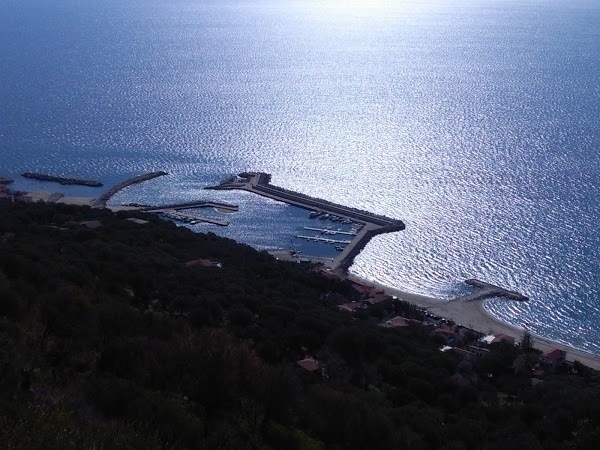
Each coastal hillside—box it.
[1,201,600,449]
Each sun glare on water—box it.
[299,0,424,19]
[315,0,397,10]
[321,0,389,8]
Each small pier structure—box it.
[161,210,229,227]
[140,201,238,213]
[123,200,238,227]
[207,172,405,270]
[295,235,352,244]
[303,226,357,236]
[454,279,529,303]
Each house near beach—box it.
[491,334,515,346]
[541,348,567,370]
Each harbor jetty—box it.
[139,200,238,213]
[453,279,529,303]
[208,172,405,270]
[93,171,168,207]
[22,172,103,187]
[160,210,230,227]
[119,200,238,227]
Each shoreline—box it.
[345,272,600,371]
[9,175,600,371]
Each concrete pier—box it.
[162,210,229,227]
[140,201,239,213]
[303,226,357,236]
[93,171,168,207]
[453,279,529,303]
[208,172,405,270]
[295,235,352,244]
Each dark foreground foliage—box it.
[1,201,600,449]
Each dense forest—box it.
[1,201,600,449]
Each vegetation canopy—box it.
[1,201,600,449]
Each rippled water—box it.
[1,0,599,352]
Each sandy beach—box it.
[345,273,600,371]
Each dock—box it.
[303,226,357,236]
[139,200,239,213]
[207,172,405,270]
[116,199,238,227]
[295,235,352,244]
[453,279,529,303]
[161,210,229,227]
[93,171,168,207]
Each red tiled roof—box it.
[366,292,390,304]
[544,349,566,361]
[433,329,459,337]
[297,358,319,372]
[385,317,409,328]
[338,302,361,313]
[450,348,475,359]
[186,258,221,268]
[491,334,515,345]
[351,282,375,295]
[314,268,340,280]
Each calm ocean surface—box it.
[1,0,599,352]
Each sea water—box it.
[1,0,599,353]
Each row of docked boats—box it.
[160,211,200,225]
[294,234,351,252]
[308,210,353,224]
[295,234,351,244]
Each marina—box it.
[0,0,598,370]
[208,172,405,270]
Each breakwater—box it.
[337,224,405,271]
[93,171,168,207]
[208,172,405,270]
[161,210,230,227]
[22,172,102,187]
[139,200,238,213]
[208,172,403,228]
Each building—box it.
[431,328,461,346]
[126,217,149,225]
[381,316,410,328]
[491,334,515,346]
[468,345,491,358]
[364,291,392,311]
[450,347,476,361]
[185,258,222,268]
[80,220,102,229]
[297,357,320,373]
[381,316,422,328]
[338,302,361,313]
[541,348,567,370]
